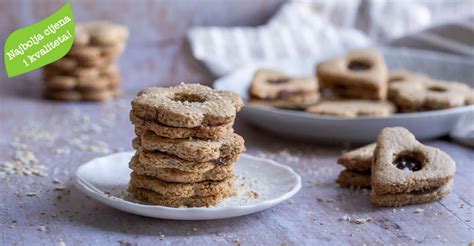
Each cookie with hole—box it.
[387,70,429,84]
[371,127,455,205]
[129,172,235,198]
[129,112,233,140]
[336,170,372,189]
[388,79,473,112]
[338,143,376,173]
[249,69,320,109]
[316,49,388,100]
[128,184,228,208]
[131,83,244,128]
[133,129,246,163]
[129,154,235,183]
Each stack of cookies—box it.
[128,83,246,207]
[336,127,455,207]
[43,21,129,101]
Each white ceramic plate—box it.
[214,47,474,144]
[74,152,301,220]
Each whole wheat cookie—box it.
[44,76,78,90]
[129,172,235,198]
[129,155,234,183]
[80,21,129,45]
[306,100,395,117]
[389,79,474,111]
[336,170,371,188]
[129,184,227,207]
[44,90,82,101]
[129,112,233,140]
[249,69,320,109]
[388,70,428,83]
[136,149,238,173]
[338,143,376,173]
[45,57,79,73]
[371,127,455,207]
[317,49,388,100]
[371,180,452,207]
[133,129,245,162]
[131,83,244,128]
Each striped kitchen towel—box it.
[188,0,473,77]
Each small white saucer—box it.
[74,152,302,220]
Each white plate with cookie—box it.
[74,151,301,220]
[214,47,474,143]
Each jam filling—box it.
[409,185,440,195]
[267,78,290,84]
[393,155,423,172]
[348,61,371,71]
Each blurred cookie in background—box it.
[42,21,128,102]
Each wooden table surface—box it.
[1,1,473,245]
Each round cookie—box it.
[46,57,78,73]
[131,83,244,128]
[129,172,235,198]
[68,45,102,62]
[81,88,116,101]
[133,129,246,162]
[44,76,77,90]
[44,90,81,101]
[82,21,129,45]
[129,156,235,183]
[74,25,90,45]
[130,112,234,140]
[136,150,238,173]
[129,185,227,208]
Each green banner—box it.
[4,1,75,77]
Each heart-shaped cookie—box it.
[316,49,388,100]
[371,127,455,196]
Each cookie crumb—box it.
[414,208,424,213]
[36,225,47,232]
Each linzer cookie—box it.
[129,185,227,207]
[42,21,128,102]
[371,127,455,207]
[389,79,474,112]
[133,129,245,162]
[306,100,395,117]
[249,69,320,109]
[129,113,233,140]
[129,172,235,198]
[336,143,375,188]
[136,150,238,173]
[338,143,375,173]
[130,155,234,183]
[128,84,245,207]
[388,70,428,84]
[131,83,243,128]
[336,170,371,189]
[317,49,388,100]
